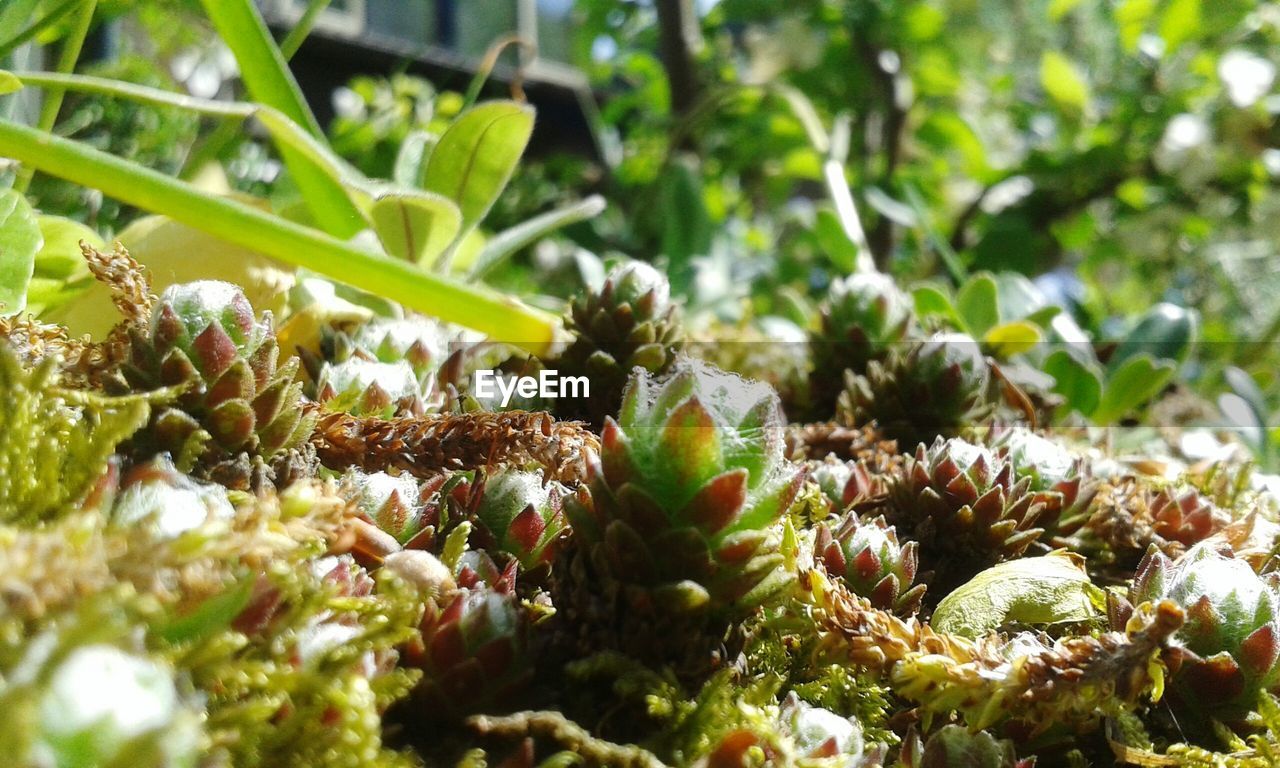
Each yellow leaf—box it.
[983,320,1043,357]
[1040,51,1090,113]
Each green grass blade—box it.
[0,118,558,351]
[199,0,364,238]
[279,0,332,61]
[470,195,606,279]
[200,0,319,136]
[0,0,83,60]
[14,0,95,193]
[8,70,379,204]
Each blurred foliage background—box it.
[6,0,1280,463]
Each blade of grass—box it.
[199,0,364,238]
[280,0,332,61]
[9,70,377,205]
[0,117,558,351]
[14,0,95,194]
[0,0,41,46]
[0,0,39,121]
[0,0,83,60]
[470,195,606,280]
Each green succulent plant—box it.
[466,467,570,573]
[1124,542,1280,721]
[815,513,926,615]
[108,281,315,489]
[838,333,995,449]
[566,358,804,616]
[553,261,684,427]
[809,272,917,418]
[885,437,1062,594]
[388,548,531,716]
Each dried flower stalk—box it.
[310,408,600,485]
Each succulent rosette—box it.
[110,281,315,488]
[1123,542,1280,719]
[815,513,926,614]
[810,271,917,417]
[839,332,995,449]
[567,358,804,615]
[553,261,684,427]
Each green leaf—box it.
[392,129,433,188]
[0,189,41,316]
[154,577,255,645]
[423,101,534,240]
[9,70,377,216]
[814,208,859,273]
[772,83,829,154]
[983,321,1042,358]
[956,272,1000,336]
[471,195,607,279]
[1045,349,1102,416]
[34,214,99,279]
[993,272,1048,322]
[1108,302,1198,372]
[24,215,98,315]
[1094,355,1176,424]
[0,117,558,351]
[933,552,1103,639]
[1115,0,1158,52]
[1158,0,1202,52]
[658,156,713,294]
[199,0,364,238]
[370,191,462,266]
[1040,51,1090,113]
[912,283,959,325]
[1048,0,1083,20]
[0,70,19,95]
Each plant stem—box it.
[0,118,558,351]
[14,0,95,194]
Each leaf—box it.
[983,321,1042,358]
[993,272,1049,322]
[154,577,255,645]
[46,212,295,339]
[23,215,99,315]
[0,118,557,351]
[0,189,41,316]
[369,191,462,266]
[658,156,712,295]
[1116,0,1159,52]
[1045,349,1102,416]
[1040,51,1090,113]
[772,83,829,154]
[956,272,1000,336]
[933,552,1103,638]
[422,101,534,238]
[34,214,100,279]
[0,70,20,95]
[1159,0,1202,52]
[393,129,433,188]
[1108,302,1198,372]
[913,283,959,325]
[813,208,860,273]
[11,70,378,223]
[471,195,607,279]
[1048,0,1083,20]
[1094,355,1176,424]
[199,0,365,238]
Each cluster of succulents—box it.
[550,261,684,427]
[4,250,1280,768]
